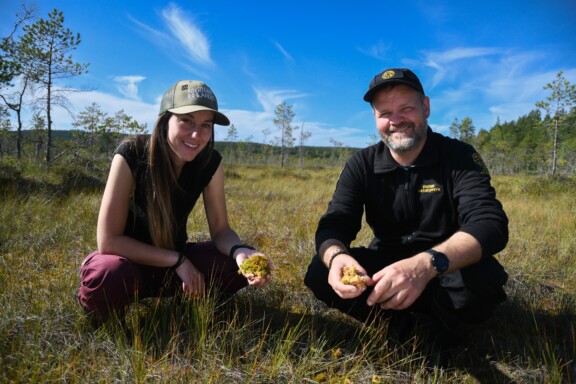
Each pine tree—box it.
[0,3,37,158]
[449,117,475,144]
[18,8,88,163]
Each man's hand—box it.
[366,253,436,310]
[328,253,374,299]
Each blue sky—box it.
[2,0,575,147]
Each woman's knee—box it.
[78,253,141,317]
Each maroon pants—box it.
[77,241,248,318]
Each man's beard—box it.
[381,123,426,153]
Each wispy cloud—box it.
[214,87,366,147]
[127,16,170,44]
[358,41,391,61]
[422,47,501,88]
[420,47,576,132]
[129,3,213,70]
[220,106,366,147]
[46,89,157,132]
[253,87,308,113]
[113,75,146,100]
[162,3,212,66]
[273,41,294,62]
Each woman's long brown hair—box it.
[145,113,215,250]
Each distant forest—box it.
[470,108,575,175]
[1,103,575,176]
[0,129,357,169]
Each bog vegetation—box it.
[1,157,575,383]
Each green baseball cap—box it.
[159,80,230,126]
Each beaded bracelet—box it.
[229,244,255,259]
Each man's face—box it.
[372,85,430,153]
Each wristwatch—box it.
[425,249,449,275]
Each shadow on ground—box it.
[88,277,575,383]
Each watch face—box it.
[432,252,449,273]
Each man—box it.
[304,68,508,344]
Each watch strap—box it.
[425,249,449,275]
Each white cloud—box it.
[129,3,213,72]
[253,87,308,113]
[127,15,170,44]
[8,80,371,149]
[482,68,576,125]
[48,88,157,132]
[273,41,294,62]
[423,47,502,88]
[215,86,368,147]
[218,106,368,148]
[358,41,391,61]
[113,76,146,100]
[162,3,212,66]
[418,47,576,133]
[213,87,307,142]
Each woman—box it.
[77,80,271,321]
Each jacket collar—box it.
[373,127,439,173]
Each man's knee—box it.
[462,256,508,299]
[304,255,332,299]
[432,256,508,328]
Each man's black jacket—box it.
[315,128,509,260]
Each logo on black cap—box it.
[382,70,395,79]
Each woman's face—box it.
[167,110,214,168]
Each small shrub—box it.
[0,157,23,182]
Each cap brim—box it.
[363,80,423,102]
[168,105,230,126]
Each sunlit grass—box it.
[494,175,576,288]
[1,163,575,382]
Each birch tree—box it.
[536,71,576,175]
[273,101,296,168]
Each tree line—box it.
[449,71,575,175]
[1,4,575,175]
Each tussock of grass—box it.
[1,163,575,382]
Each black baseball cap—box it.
[363,68,424,102]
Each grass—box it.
[1,161,575,383]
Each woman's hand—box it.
[175,259,205,299]
[234,249,273,287]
